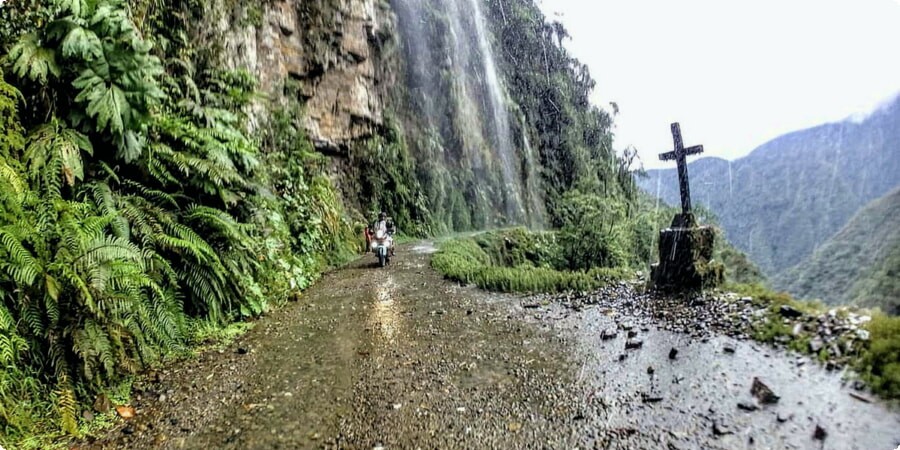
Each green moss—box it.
[752,319,792,344]
[187,319,255,353]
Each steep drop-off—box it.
[638,97,900,275]
[775,188,900,314]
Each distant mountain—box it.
[637,96,900,276]
[774,188,900,314]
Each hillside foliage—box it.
[0,0,355,445]
[775,187,900,314]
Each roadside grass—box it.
[431,229,631,294]
[186,319,256,354]
[2,376,135,450]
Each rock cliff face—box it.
[193,0,627,234]
[218,0,393,154]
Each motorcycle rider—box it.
[373,212,395,256]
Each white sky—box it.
[536,0,900,169]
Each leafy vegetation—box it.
[857,313,900,399]
[0,0,356,446]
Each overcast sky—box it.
[536,0,900,169]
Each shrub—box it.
[857,314,900,399]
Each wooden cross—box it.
[659,123,704,215]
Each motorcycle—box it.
[368,227,394,267]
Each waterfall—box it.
[521,117,547,228]
[392,0,540,227]
[464,0,526,221]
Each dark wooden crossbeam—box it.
[658,123,704,215]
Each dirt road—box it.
[82,243,900,449]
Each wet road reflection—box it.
[369,275,402,344]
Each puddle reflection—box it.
[370,275,402,343]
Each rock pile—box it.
[537,285,873,372]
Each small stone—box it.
[82,410,95,422]
[776,412,792,423]
[122,426,135,435]
[93,393,112,413]
[809,338,824,353]
[848,392,872,403]
[779,305,803,318]
[647,366,655,375]
[600,329,618,340]
[668,348,678,360]
[236,347,249,355]
[723,344,736,354]
[115,405,136,419]
[627,330,639,338]
[813,424,827,440]
[712,419,733,436]
[750,377,779,404]
[625,339,643,350]
[737,400,758,412]
[618,354,627,362]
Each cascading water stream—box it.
[464,0,526,221]
[392,0,545,227]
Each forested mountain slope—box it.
[637,97,900,275]
[775,188,900,314]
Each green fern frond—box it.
[0,227,42,286]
